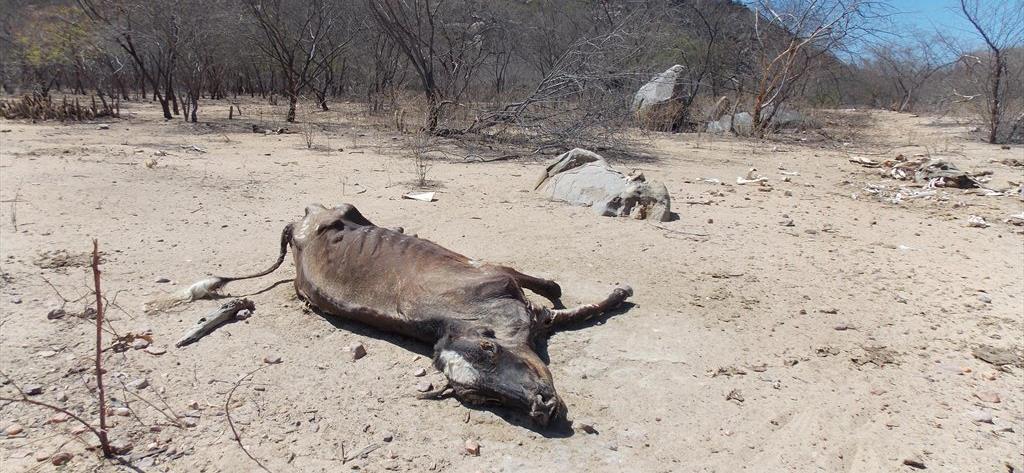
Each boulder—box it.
[633,65,690,131]
[706,107,809,135]
[534,149,671,221]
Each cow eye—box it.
[479,341,496,353]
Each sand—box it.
[0,101,1021,472]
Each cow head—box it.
[433,328,565,427]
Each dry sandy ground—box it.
[0,101,1021,473]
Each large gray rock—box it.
[706,107,808,135]
[534,149,671,221]
[633,65,692,131]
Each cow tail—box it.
[144,224,294,313]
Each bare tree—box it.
[952,0,1024,143]
[866,32,953,112]
[244,0,351,122]
[746,0,888,137]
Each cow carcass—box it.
[534,148,672,221]
[154,204,633,428]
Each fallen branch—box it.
[175,299,255,347]
[343,443,382,463]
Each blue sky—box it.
[887,0,982,46]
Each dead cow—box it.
[168,204,632,427]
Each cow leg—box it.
[535,285,632,329]
[501,268,562,303]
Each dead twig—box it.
[225,365,273,473]
[91,239,113,456]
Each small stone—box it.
[575,421,598,434]
[5,424,24,436]
[147,442,159,451]
[56,391,68,402]
[48,413,70,424]
[155,277,170,283]
[97,124,110,130]
[70,425,88,435]
[382,432,394,442]
[109,442,133,454]
[464,439,480,456]
[10,297,22,304]
[127,378,149,390]
[23,384,43,396]
[707,218,714,224]
[834,324,852,331]
[145,346,167,355]
[35,450,51,462]
[113,407,131,417]
[975,391,1001,403]
[187,400,200,410]
[416,381,433,393]
[51,452,73,465]
[784,190,793,196]
[977,292,992,304]
[780,219,795,227]
[819,308,839,314]
[902,457,926,469]
[132,339,150,350]
[412,368,426,377]
[47,308,66,320]
[967,410,994,424]
[263,354,283,364]
[349,342,367,360]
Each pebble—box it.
[47,308,66,320]
[349,342,367,360]
[977,292,992,304]
[834,324,852,331]
[48,413,70,424]
[127,378,149,390]
[97,124,110,130]
[145,346,167,355]
[575,421,598,434]
[5,424,24,436]
[412,368,427,377]
[155,277,171,283]
[56,391,68,402]
[113,407,131,417]
[10,297,22,304]
[23,384,43,396]
[263,354,283,364]
[416,381,433,393]
[975,392,1001,403]
[902,457,926,469]
[967,410,994,424]
[819,308,839,314]
[71,425,88,435]
[188,400,200,410]
[132,339,150,350]
[51,452,73,465]
[464,439,480,456]
[35,450,52,462]
[382,432,394,442]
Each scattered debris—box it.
[47,308,66,320]
[23,384,43,396]
[1005,212,1024,226]
[902,457,927,469]
[416,381,433,393]
[575,421,598,434]
[966,215,990,228]
[967,409,994,424]
[973,345,1022,368]
[412,368,426,377]
[181,144,207,153]
[726,389,745,403]
[176,299,256,347]
[977,292,993,304]
[974,391,1001,403]
[263,355,282,365]
[736,168,768,185]
[34,249,99,270]
[464,439,480,456]
[127,378,149,390]
[851,346,898,367]
[711,366,747,377]
[402,191,436,202]
[145,346,167,356]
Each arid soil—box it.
[1,101,1022,472]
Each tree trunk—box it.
[987,52,1003,144]
[287,93,297,123]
